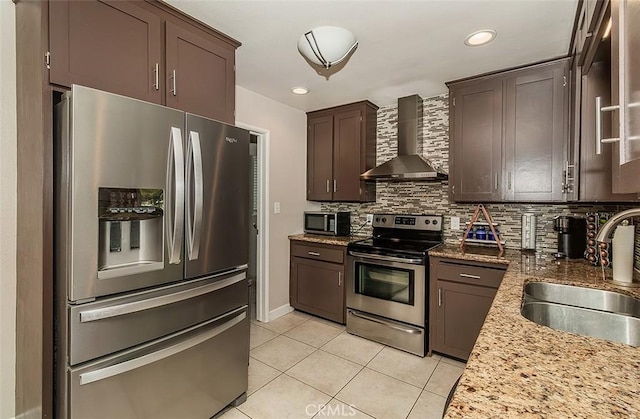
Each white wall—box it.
[0,1,17,418]
[236,86,319,314]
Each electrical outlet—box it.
[366,214,374,225]
[451,216,460,230]
[273,202,281,214]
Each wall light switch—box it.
[366,214,374,225]
[273,202,281,214]
[451,216,460,230]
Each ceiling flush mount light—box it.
[292,87,309,95]
[464,29,497,47]
[297,26,358,69]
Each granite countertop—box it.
[288,233,365,247]
[432,244,640,418]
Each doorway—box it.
[239,123,269,322]
[248,134,258,320]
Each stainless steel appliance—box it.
[54,85,251,418]
[360,95,447,181]
[346,214,444,356]
[553,215,587,259]
[304,211,351,236]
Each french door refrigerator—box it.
[54,85,251,418]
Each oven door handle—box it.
[348,251,424,265]
[347,310,423,335]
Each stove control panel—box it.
[372,214,443,231]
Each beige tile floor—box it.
[220,311,465,419]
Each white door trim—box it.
[237,122,269,323]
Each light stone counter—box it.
[431,244,640,418]
[288,233,365,247]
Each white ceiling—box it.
[165,0,578,112]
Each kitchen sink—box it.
[523,282,640,318]
[521,301,640,347]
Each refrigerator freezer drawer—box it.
[69,268,247,365]
[68,307,249,419]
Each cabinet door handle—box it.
[507,172,512,190]
[460,273,481,279]
[333,179,337,193]
[308,251,320,256]
[494,173,499,190]
[170,69,177,96]
[595,96,620,155]
[326,179,330,193]
[153,63,159,91]
[338,272,342,286]
[563,160,575,193]
[438,288,442,307]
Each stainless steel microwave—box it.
[304,211,351,236]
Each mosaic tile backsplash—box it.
[321,94,639,268]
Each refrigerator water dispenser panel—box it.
[98,187,164,279]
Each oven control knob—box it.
[424,219,431,225]
[375,217,380,223]
[381,217,387,223]
[432,219,438,225]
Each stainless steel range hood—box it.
[360,95,448,181]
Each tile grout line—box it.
[284,349,367,399]
[246,356,283,397]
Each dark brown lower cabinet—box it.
[290,241,346,323]
[429,257,506,360]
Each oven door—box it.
[347,251,426,326]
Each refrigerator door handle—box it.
[186,130,204,261]
[79,271,246,323]
[166,127,185,265]
[79,309,246,385]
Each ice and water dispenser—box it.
[98,187,164,278]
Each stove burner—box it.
[348,214,444,258]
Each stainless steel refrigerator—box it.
[54,85,250,418]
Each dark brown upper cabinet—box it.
[449,79,503,202]
[570,0,638,199]
[610,0,640,193]
[307,115,334,201]
[503,62,568,201]
[448,59,569,202]
[572,40,637,201]
[49,0,163,104]
[49,0,239,124]
[306,101,378,202]
[575,0,607,71]
[165,21,235,124]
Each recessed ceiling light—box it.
[464,30,497,47]
[292,87,309,95]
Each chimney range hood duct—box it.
[360,95,448,181]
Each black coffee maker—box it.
[553,216,587,259]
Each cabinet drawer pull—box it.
[348,310,422,335]
[460,273,481,279]
[308,251,320,256]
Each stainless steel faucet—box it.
[595,208,640,243]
